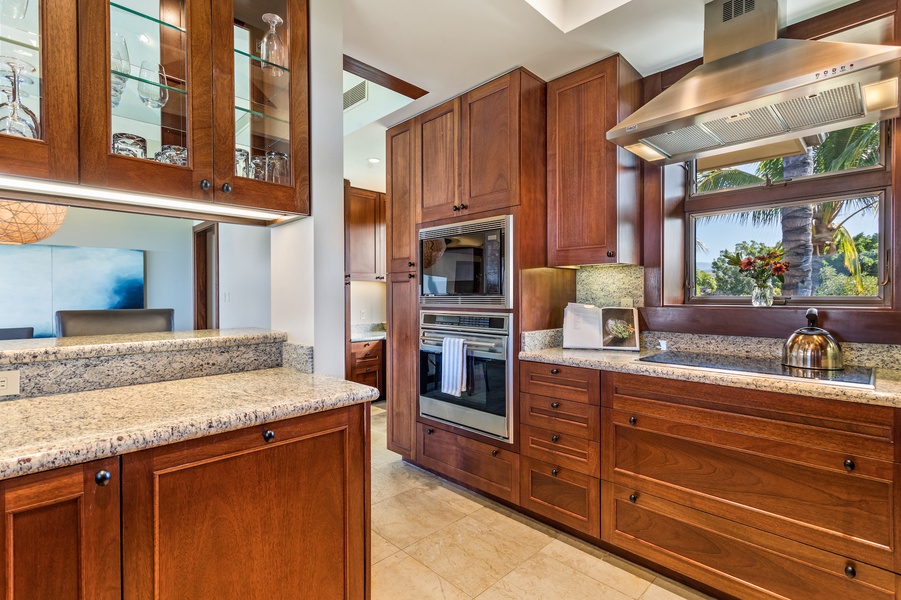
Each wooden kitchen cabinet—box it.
[386,271,419,460]
[78,0,310,214]
[0,457,121,600]
[345,183,386,281]
[386,119,419,273]
[123,405,367,600]
[547,55,641,266]
[0,0,80,182]
[415,98,460,223]
[520,455,600,538]
[349,339,385,398]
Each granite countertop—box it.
[0,328,286,366]
[0,367,379,481]
[520,347,901,408]
[350,332,387,343]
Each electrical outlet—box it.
[360,309,367,321]
[0,370,20,397]
[620,297,634,308]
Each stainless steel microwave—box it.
[419,215,513,308]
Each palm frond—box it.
[832,225,865,293]
[696,168,765,192]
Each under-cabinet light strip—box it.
[0,175,288,221]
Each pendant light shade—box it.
[0,200,67,245]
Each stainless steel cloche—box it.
[781,308,843,370]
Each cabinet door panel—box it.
[416,99,460,223]
[386,120,418,272]
[346,185,382,280]
[520,456,599,537]
[386,272,418,459]
[0,458,121,600]
[123,406,367,600]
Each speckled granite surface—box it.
[350,323,387,343]
[282,343,314,373]
[577,265,644,308]
[0,328,286,365]
[520,347,901,408]
[0,368,379,481]
[351,332,387,342]
[522,329,563,352]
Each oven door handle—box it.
[420,335,499,348]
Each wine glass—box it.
[1,0,28,19]
[260,13,286,76]
[0,57,38,138]
[137,61,168,109]
[110,33,130,108]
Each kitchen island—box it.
[0,331,377,600]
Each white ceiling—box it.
[343,0,860,191]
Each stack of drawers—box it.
[519,362,601,537]
[349,340,385,398]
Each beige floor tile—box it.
[475,552,633,600]
[371,530,400,565]
[406,515,551,597]
[371,444,400,467]
[372,551,471,600]
[641,578,715,600]
[371,459,435,503]
[422,479,492,515]
[541,537,654,598]
[371,402,387,415]
[468,502,558,549]
[372,486,469,548]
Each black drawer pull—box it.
[844,565,856,579]
[491,450,498,457]
[459,203,468,210]
[364,342,370,347]
[551,435,559,443]
[200,179,211,191]
[427,428,434,435]
[262,430,275,443]
[408,273,415,279]
[844,459,856,472]
[629,493,638,503]
[550,368,559,374]
[408,262,415,268]
[551,469,559,477]
[452,205,460,212]
[95,470,112,487]
[221,182,232,193]
[629,416,637,426]
[550,402,559,409]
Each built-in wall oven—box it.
[419,311,512,441]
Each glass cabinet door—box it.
[213,0,309,213]
[0,0,78,181]
[79,0,213,197]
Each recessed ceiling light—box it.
[368,158,381,164]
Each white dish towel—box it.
[440,336,467,397]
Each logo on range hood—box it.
[607,0,901,167]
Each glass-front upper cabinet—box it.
[0,0,78,181]
[79,0,213,199]
[212,0,309,213]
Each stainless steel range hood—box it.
[607,0,901,166]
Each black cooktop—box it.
[638,351,875,389]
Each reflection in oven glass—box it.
[419,351,507,417]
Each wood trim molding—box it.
[343,55,428,100]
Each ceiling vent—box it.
[343,80,369,112]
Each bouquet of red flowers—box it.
[724,248,790,287]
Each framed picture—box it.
[601,307,639,351]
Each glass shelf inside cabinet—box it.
[0,0,43,140]
[109,2,186,32]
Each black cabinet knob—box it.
[844,565,856,579]
[551,435,560,443]
[844,459,856,471]
[460,203,468,210]
[262,430,275,443]
[629,416,637,426]
[221,182,232,193]
[452,205,460,212]
[629,493,638,503]
[550,368,559,374]
[606,250,616,258]
[491,450,499,457]
[95,470,112,487]
[551,402,559,409]
[408,273,415,279]
[364,352,371,357]
[408,262,415,268]
[200,179,211,191]
[551,469,559,477]
[345,281,350,286]
[427,428,434,435]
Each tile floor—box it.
[369,402,715,600]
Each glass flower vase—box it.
[751,282,774,307]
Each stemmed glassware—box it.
[0,0,28,19]
[260,13,286,76]
[0,57,39,139]
[137,61,169,109]
[110,33,130,108]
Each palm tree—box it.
[696,123,880,296]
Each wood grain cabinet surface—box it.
[345,184,387,281]
[349,339,385,398]
[547,55,641,266]
[0,458,121,600]
[385,119,419,273]
[386,271,419,460]
[75,0,310,214]
[415,98,461,223]
[520,455,600,538]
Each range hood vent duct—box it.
[607,0,901,166]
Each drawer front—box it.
[603,482,899,600]
[351,340,383,366]
[521,456,600,538]
[521,392,600,440]
[417,424,519,503]
[351,367,380,390]
[520,362,600,404]
[606,408,898,570]
[520,424,600,476]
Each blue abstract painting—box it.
[0,245,145,337]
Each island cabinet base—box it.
[0,458,122,600]
[123,404,369,600]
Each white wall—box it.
[349,281,386,325]
[218,223,271,329]
[271,0,346,377]
[41,207,194,330]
